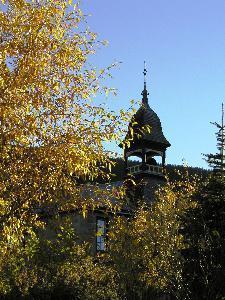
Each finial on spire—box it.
[143,61,147,89]
[142,61,149,105]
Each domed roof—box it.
[123,75,171,150]
[131,101,171,147]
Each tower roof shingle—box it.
[131,102,171,147]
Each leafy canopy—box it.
[0,0,131,263]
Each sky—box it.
[81,0,225,168]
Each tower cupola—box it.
[121,65,171,179]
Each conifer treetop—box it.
[205,103,225,175]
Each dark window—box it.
[96,218,107,251]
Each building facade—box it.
[72,68,171,254]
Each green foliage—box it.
[107,174,199,299]
[204,106,225,173]
[0,217,120,300]
[180,174,225,300]
[165,164,210,182]
[180,111,225,300]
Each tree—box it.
[181,104,225,299]
[205,103,225,173]
[0,0,130,296]
[0,0,129,243]
[108,173,198,299]
[0,216,120,299]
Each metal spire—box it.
[141,61,149,105]
[144,61,147,89]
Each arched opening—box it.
[127,155,142,167]
[146,155,162,166]
[125,149,165,176]
[146,150,163,166]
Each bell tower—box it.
[121,65,171,202]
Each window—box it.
[96,218,107,251]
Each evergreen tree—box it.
[205,103,225,173]
[181,104,225,300]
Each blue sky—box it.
[81,0,225,168]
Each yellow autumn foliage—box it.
[108,174,200,297]
[0,0,130,254]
